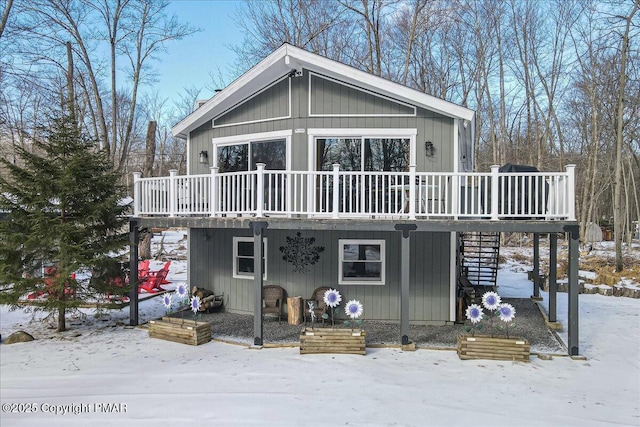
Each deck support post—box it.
[250,221,268,346]
[129,219,139,326]
[566,224,580,356]
[532,233,541,299]
[395,224,416,346]
[549,233,558,323]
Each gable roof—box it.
[172,43,475,139]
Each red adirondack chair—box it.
[138,261,171,293]
[28,266,76,300]
[138,259,150,282]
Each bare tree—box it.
[612,1,639,270]
[9,0,196,171]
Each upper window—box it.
[217,139,286,172]
[233,237,267,280]
[316,138,409,172]
[338,239,385,285]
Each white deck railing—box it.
[133,164,576,221]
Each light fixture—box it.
[199,150,209,164]
[425,141,435,157]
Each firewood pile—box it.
[191,286,223,312]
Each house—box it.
[129,43,581,355]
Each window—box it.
[339,239,385,285]
[316,138,409,172]
[217,139,286,172]
[233,237,267,280]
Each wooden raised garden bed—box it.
[300,327,366,355]
[148,316,211,346]
[457,335,530,362]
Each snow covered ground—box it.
[1,230,639,426]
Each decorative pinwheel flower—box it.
[482,291,501,311]
[175,283,188,300]
[323,288,342,308]
[498,303,516,322]
[162,293,172,310]
[465,303,484,324]
[344,299,363,319]
[190,295,201,314]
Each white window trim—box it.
[307,128,416,172]
[233,236,268,280]
[213,130,292,171]
[338,239,385,285]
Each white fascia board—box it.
[172,45,291,139]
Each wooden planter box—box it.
[300,327,366,355]
[457,335,530,361]
[148,316,212,346]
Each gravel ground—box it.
[174,298,565,354]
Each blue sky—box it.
[153,0,246,104]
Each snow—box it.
[1,230,639,426]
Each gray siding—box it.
[310,74,415,116]
[188,69,457,174]
[189,228,451,323]
[215,78,290,126]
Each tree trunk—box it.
[66,42,76,124]
[143,121,157,177]
[57,305,66,332]
[0,0,14,40]
[139,229,152,260]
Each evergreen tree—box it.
[0,114,129,332]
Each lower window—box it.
[338,239,385,285]
[233,237,267,280]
